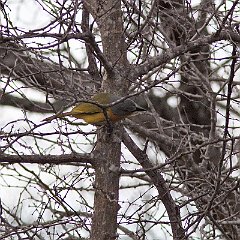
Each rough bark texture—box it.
[90,126,122,240]
[84,1,128,239]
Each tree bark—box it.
[90,126,122,240]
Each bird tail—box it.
[42,112,70,122]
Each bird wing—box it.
[70,102,103,115]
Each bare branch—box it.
[122,130,187,240]
[131,30,240,79]
[0,153,96,165]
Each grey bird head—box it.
[111,96,146,116]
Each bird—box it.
[43,92,146,125]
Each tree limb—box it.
[0,153,96,165]
[131,30,240,79]
[122,130,187,240]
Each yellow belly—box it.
[72,109,127,125]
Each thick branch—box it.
[0,153,96,165]
[90,126,122,240]
[0,93,68,113]
[84,0,130,92]
[125,119,181,156]
[123,130,187,240]
[131,30,240,79]
[0,41,94,99]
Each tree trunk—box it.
[90,126,122,240]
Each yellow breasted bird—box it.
[43,92,146,125]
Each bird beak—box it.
[135,105,147,111]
